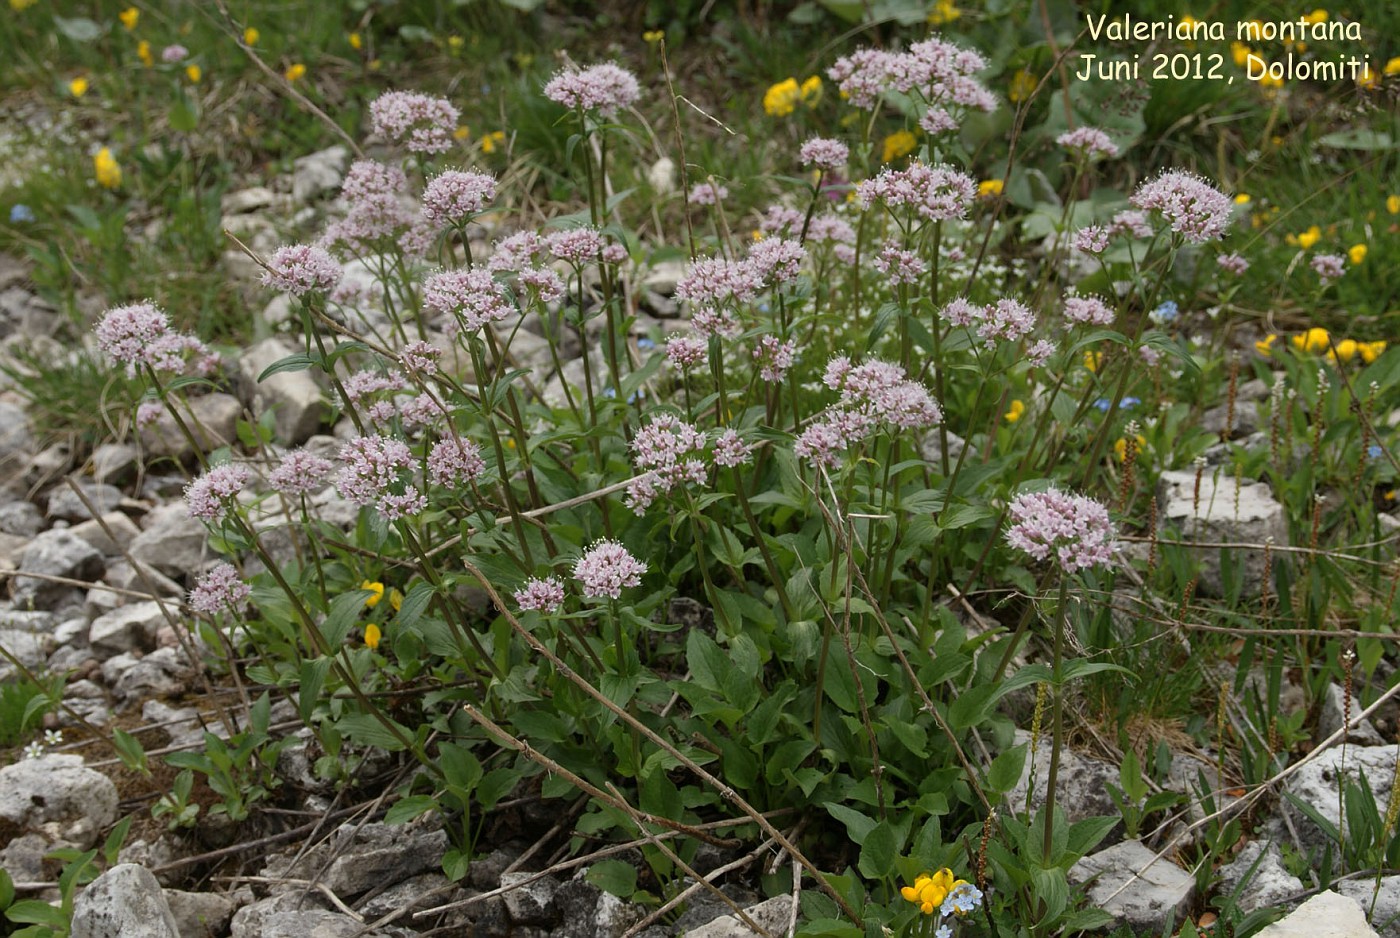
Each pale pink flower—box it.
[342,160,409,204]
[269,449,334,495]
[752,335,797,382]
[422,268,514,333]
[759,205,804,236]
[1073,226,1109,254]
[874,242,926,286]
[399,340,441,377]
[675,258,761,307]
[96,302,171,374]
[427,436,485,486]
[1217,252,1250,275]
[625,414,707,513]
[515,576,565,613]
[517,266,566,303]
[161,44,188,63]
[689,181,728,205]
[543,62,640,117]
[666,335,707,369]
[746,238,806,287]
[263,244,342,296]
[422,171,496,225]
[1005,489,1115,573]
[335,435,424,520]
[712,429,752,467]
[189,563,250,615]
[1109,210,1154,239]
[573,540,647,598]
[488,231,546,273]
[185,463,250,523]
[369,90,459,154]
[1027,340,1054,366]
[857,162,977,222]
[1063,293,1114,326]
[799,137,849,170]
[1056,127,1120,161]
[547,227,605,264]
[1311,253,1345,285]
[1130,171,1233,243]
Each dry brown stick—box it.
[500,794,588,877]
[461,559,861,924]
[620,837,776,938]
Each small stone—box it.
[237,337,327,444]
[1202,400,1261,439]
[1283,745,1399,852]
[68,511,141,556]
[0,753,118,848]
[292,145,351,205]
[89,601,168,657]
[221,186,278,214]
[1156,469,1288,598]
[71,864,181,938]
[12,529,105,608]
[1068,839,1195,934]
[501,871,560,926]
[104,558,185,598]
[1005,729,1122,826]
[164,889,236,938]
[1316,682,1387,747]
[110,646,195,706]
[140,393,243,460]
[91,442,140,485]
[0,500,43,536]
[0,400,33,461]
[321,819,448,898]
[1216,840,1304,915]
[45,479,123,522]
[129,503,208,578]
[1253,889,1379,938]
[682,895,793,938]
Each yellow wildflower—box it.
[1007,68,1036,103]
[1359,341,1387,364]
[185,64,201,83]
[1327,339,1357,364]
[1005,399,1025,422]
[643,29,664,45]
[1254,333,1277,356]
[453,125,470,141]
[1388,195,1400,215]
[978,179,1004,197]
[1358,64,1378,90]
[1258,69,1283,89]
[244,26,260,46]
[118,7,138,30]
[1292,327,1330,353]
[1302,9,1327,24]
[1234,193,1251,205]
[1083,350,1102,372]
[447,35,464,50]
[882,129,917,162]
[927,0,960,25]
[1231,42,1252,67]
[69,77,90,98]
[763,78,801,117]
[799,75,822,107]
[361,580,386,608]
[1293,225,1321,250]
[93,147,122,189]
[9,0,38,11]
[364,622,382,650]
[1115,434,1147,463]
[900,869,970,916]
[481,130,505,154]
[284,62,306,82]
[389,588,404,613]
[1385,57,1400,76]
[1348,243,1367,265]
[348,31,362,51]
[137,40,153,67]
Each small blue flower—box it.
[1150,300,1179,325]
[1122,396,1140,409]
[1094,398,1111,411]
[9,204,35,224]
[1369,444,1383,461]
[636,337,656,350]
[934,926,951,938]
[940,882,984,916]
[602,387,643,404]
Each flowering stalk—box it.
[1042,576,1069,861]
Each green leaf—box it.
[385,795,439,825]
[335,713,410,752]
[586,859,638,897]
[1065,815,1120,860]
[857,821,899,878]
[1029,866,1068,926]
[0,868,14,911]
[5,899,68,929]
[103,814,134,866]
[394,583,435,632]
[322,589,372,646]
[824,802,877,843]
[111,727,148,776]
[685,630,727,693]
[257,353,318,382]
[298,657,331,724]
[988,744,1028,794]
[476,766,523,810]
[53,15,104,41]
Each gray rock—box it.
[0,626,55,681]
[0,500,42,536]
[1317,682,1387,747]
[0,400,33,462]
[110,646,196,706]
[682,895,794,938]
[501,871,560,926]
[46,480,123,522]
[164,888,236,938]
[642,259,687,295]
[919,428,967,465]
[252,910,388,938]
[91,442,139,486]
[292,145,351,205]
[129,503,208,578]
[238,337,327,444]
[71,864,181,938]
[321,819,448,899]
[0,831,53,883]
[1215,840,1304,914]
[0,753,117,848]
[228,893,330,938]
[89,601,167,657]
[104,558,185,598]
[12,529,105,608]
[1283,745,1399,852]
[1254,889,1379,938]
[69,511,141,556]
[141,392,243,461]
[1335,877,1400,937]
[221,186,278,215]
[357,872,455,920]
[1005,728,1122,826]
[1157,468,1289,598]
[142,700,207,750]
[23,441,73,490]
[1202,400,1261,440]
[1067,839,1195,933]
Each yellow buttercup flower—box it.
[1231,42,1252,67]
[453,125,470,141]
[900,869,970,916]
[244,27,259,46]
[1385,57,1400,76]
[361,580,386,608]
[882,129,917,162]
[1294,225,1321,250]
[1233,193,1251,205]
[93,147,122,189]
[118,7,139,30]
[799,75,822,107]
[1388,195,1400,215]
[1007,68,1036,103]
[1005,399,1025,422]
[1326,338,1357,364]
[1358,64,1378,90]
[69,77,90,98]
[643,29,664,45]
[1302,9,1327,24]
[763,78,801,117]
[447,35,464,50]
[364,622,382,650]
[1254,333,1277,356]
[1292,327,1330,353]
[1083,350,1102,372]
[1359,340,1387,364]
[348,32,363,51]
[1115,434,1147,463]
[481,130,505,154]
[137,40,154,67]
[389,588,404,613]
[978,179,1004,197]
[185,64,201,83]
[10,0,38,11]
[284,63,306,82]
[1348,244,1367,265]
[927,0,960,25]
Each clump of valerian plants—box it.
[85,26,1400,938]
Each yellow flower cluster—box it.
[927,0,960,25]
[285,63,307,82]
[359,580,404,650]
[1115,434,1147,463]
[481,130,506,153]
[1262,328,1386,364]
[93,147,122,189]
[882,130,917,162]
[1288,225,1321,249]
[763,76,821,116]
[900,869,968,916]
[1005,399,1025,422]
[119,6,139,30]
[978,179,1004,197]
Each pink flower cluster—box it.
[488,231,546,274]
[573,540,647,599]
[747,238,807,288]
[942,296,1038,344]
[268,448,334,495]
[185,463,250,523]
[1130,170,1233,243]
[674,257,762,308]
[543,62,641,118]
[96,302,217,378]
[1216,252,1250,275]
[1073,226,1109,254]
[752,335,798,382]
[625,413,707,513]
[188,563,250,615]
[399,340,442,377]
[1005,488,1115,573]
[514,576,565,613]
[322,160,422,258]
[689,181,728,205]
[335,435,425,520]
[263,244,343,296]
[422,267,514,334]
[795,357,941,468]
[422,171,496,225]
[857,162,977,222]
[874,242,927,286]
[799,137,849,170]
[1062,293,1114,326]
[828,37,996,131]
[1110,210,1154,239]
[712,429,752,468]
[1056,127,1120,161]
[665,334,707,370]
[369,90,460,154]
[1310,253,1346,285]
[427,436,486,486]
[547,227,605,264]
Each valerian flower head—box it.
[857,162,977,222]
[369,90,460,154]
[335,435,425,520]
[1130,170,1233,243]
[543,62,640,117]
[422,267,514,334]
[1056,126,1120,161]
[1006,488,1115,573]
[263,244,343,296]
[96,301,171,374]
[269,449,334,495]
[798,137,849,170]
[185,463,251,523]
[573,540,647,599]
[421,170,496,225]
[515,576,565,614]
[189,562,250,615]
[625,414,707,513]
